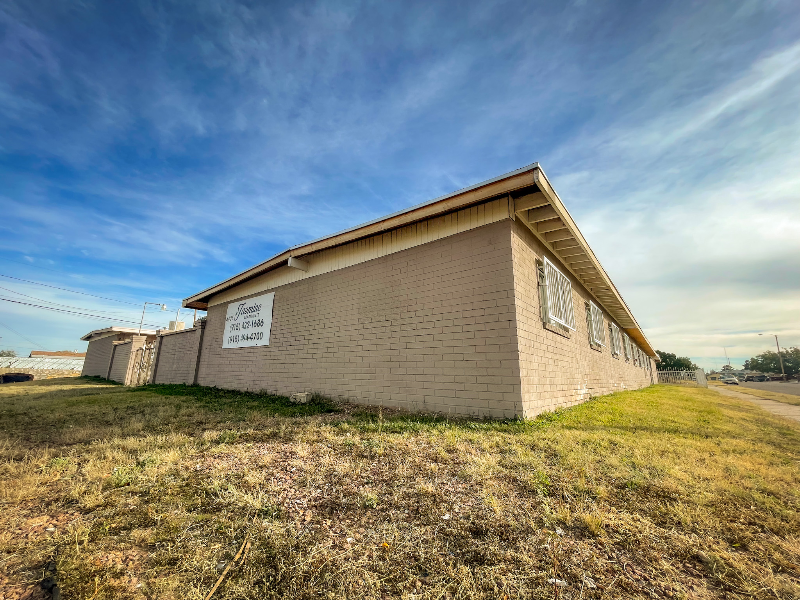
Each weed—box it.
[578,513,605,537]
[358,491,379,509]
[216,430,238,444]
[109,465,139,488]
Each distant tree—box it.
[0,349,17,357]
[743,347,799,377]
[655,350,697,370]
[721,364,733,371]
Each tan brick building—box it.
[81,327,157,382]
[182,163,656,418]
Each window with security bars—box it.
[588,301,605,347]
[609,323,622,356]
[539,257,576,330]
[623,333,632,361]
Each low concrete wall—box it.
[0,368,80,381]
[152,327,202,385]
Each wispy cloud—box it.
[550,40,800,368]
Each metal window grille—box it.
[658,368,707,388]
[623,333,632,361]
[610,323,622,356]
[542,257,576,330]
[589,301,605,346]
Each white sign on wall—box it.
[222,292,275,348]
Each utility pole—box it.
[774,334,785,378]
[140,302,167,334]
[759,333,786,378]
[723,347,731,367]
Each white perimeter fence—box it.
[657,368,707,388]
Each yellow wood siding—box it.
[208,197,511,307]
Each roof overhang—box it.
[80,327,157,342]
[183,163,656,356]
[512,168,655,355]
[183,162,540,310]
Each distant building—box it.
[80,327,157,379]
[29,350,86,358]
[1,354,85,379]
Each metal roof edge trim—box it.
[532,168,656,356]
[183,162,540,307]
[80,327,158,341]
[181,162,656,358]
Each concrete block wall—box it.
[197,220,522,418]
[152,327,202,385]
[106,336,148,385]
[108,341,132,383]
[82,335,117,377]
[510,220,653,417]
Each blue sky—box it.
[1,0,798,370]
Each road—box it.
[740,381,800,397]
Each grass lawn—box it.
[1,379,799,600]
[708,381,800,407]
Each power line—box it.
[0,319,46,350]
[0,286,133,316]
[0,273,143,306]
[0,297,164,328]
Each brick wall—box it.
[197,220,521,418]
[510,220,653,417]
[153,328,202,385]
[82,336,117,377]
[108,341,132,384]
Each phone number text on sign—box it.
[222,292,274,348]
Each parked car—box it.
[745,374,767,382]
[720,376,739,385]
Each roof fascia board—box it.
[183,164,540,308]
[531,167,656,356]
[80,327,157,342]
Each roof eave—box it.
[520,167,656,356]
[183,162,541,309]
[182,163,657,357]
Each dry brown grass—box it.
[1,378,799,599]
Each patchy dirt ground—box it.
[1,378,799,599]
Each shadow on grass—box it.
[132,382,577,434]
[344,407,565,435]
[132,382,339,417]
